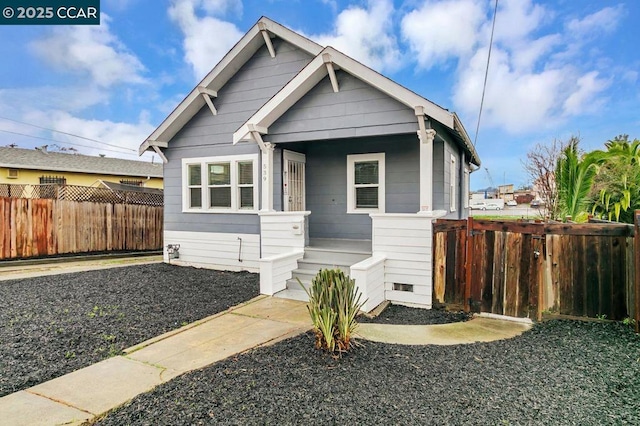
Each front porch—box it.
[274,238,372,302]
[259,211,444,311]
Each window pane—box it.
[355,161,378,185]
[238,161,253,185]
[210,187,231,208]
[208,163,230,185]
[356,187,378,208]
[190,188,202,208]
[239,187,253,208]
[189,165,201,186]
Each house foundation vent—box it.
[393,283,414,292]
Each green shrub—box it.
[300,268,366,354]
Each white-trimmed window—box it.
[347,153,385,214]
[182,154,259,213]
[450,154,457,212]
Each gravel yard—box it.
[96,317,640,425]
[0,263,259,397]
[359,303,472,325]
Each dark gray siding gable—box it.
[163,39,314,233]
[266,70,418,143]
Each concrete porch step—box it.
[302,248,370,265]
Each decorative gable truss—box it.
[139,17,323,163]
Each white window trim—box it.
[182,154,259,214]
[450,154,457,212]
[347,153,385,214]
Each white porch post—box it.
[415,107,436,212]
[260,142,275,212]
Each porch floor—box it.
[307,238,372,254]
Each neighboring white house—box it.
[140,17,481,311]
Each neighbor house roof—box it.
[0,147,163,178]
[97,180,164,194]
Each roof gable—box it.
[266,70,419,143]
[232,46,480,165]
[139,17,323,157]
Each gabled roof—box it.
[233,46,480,166]
[138,16,323,156]
[0,147,162,178]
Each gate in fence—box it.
[433,216,638,330]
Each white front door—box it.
[283,150,306,211]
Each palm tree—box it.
[591,135,640,223]
[555,137,605,222]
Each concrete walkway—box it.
[0,296,312,426]
[0,255,163,282]
[0,258,533,425]
[356,315,532,345]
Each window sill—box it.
[347,209,384,214]
[182,209,259,214]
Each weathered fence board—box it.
[434,217,638,321]
[0,197,163,260]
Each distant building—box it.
[0,146,163,188]
[498,184,514,201]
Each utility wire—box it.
[473,0,499,147]
[0,128,140,157]
[0,116,136,152]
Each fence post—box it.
[634,210,640,333]
[464,216,474,312]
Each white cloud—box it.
[567,5,625,37]
[168,0,244,80]
[401,0,613,134]
[312,0,402,72]
[562,71,609,116]
[401,0,486,69]
[21,109,156,159]
[30,14,146,87]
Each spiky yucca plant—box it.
[300,268,365,354]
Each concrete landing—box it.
[355,316,532,345]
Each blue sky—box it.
[0,0,638,189]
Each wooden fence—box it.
[433,214,639,331]
[0,197,163,260]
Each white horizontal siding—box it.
[164,230,260,272]
[351,254,386,312]
[259,211,310,257]
[259,250,304,295]
[371,213,436,308]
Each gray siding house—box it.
[141,17,480,310]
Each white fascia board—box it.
[323,47,454,128]
[259,17,323,57]
[232,54,327,142]
[138,17,323,155]
[452,113,481,166]
[139,139,168,156]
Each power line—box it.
[473,0,499,147]
[0,116,136,152]
[0,128,141,157]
